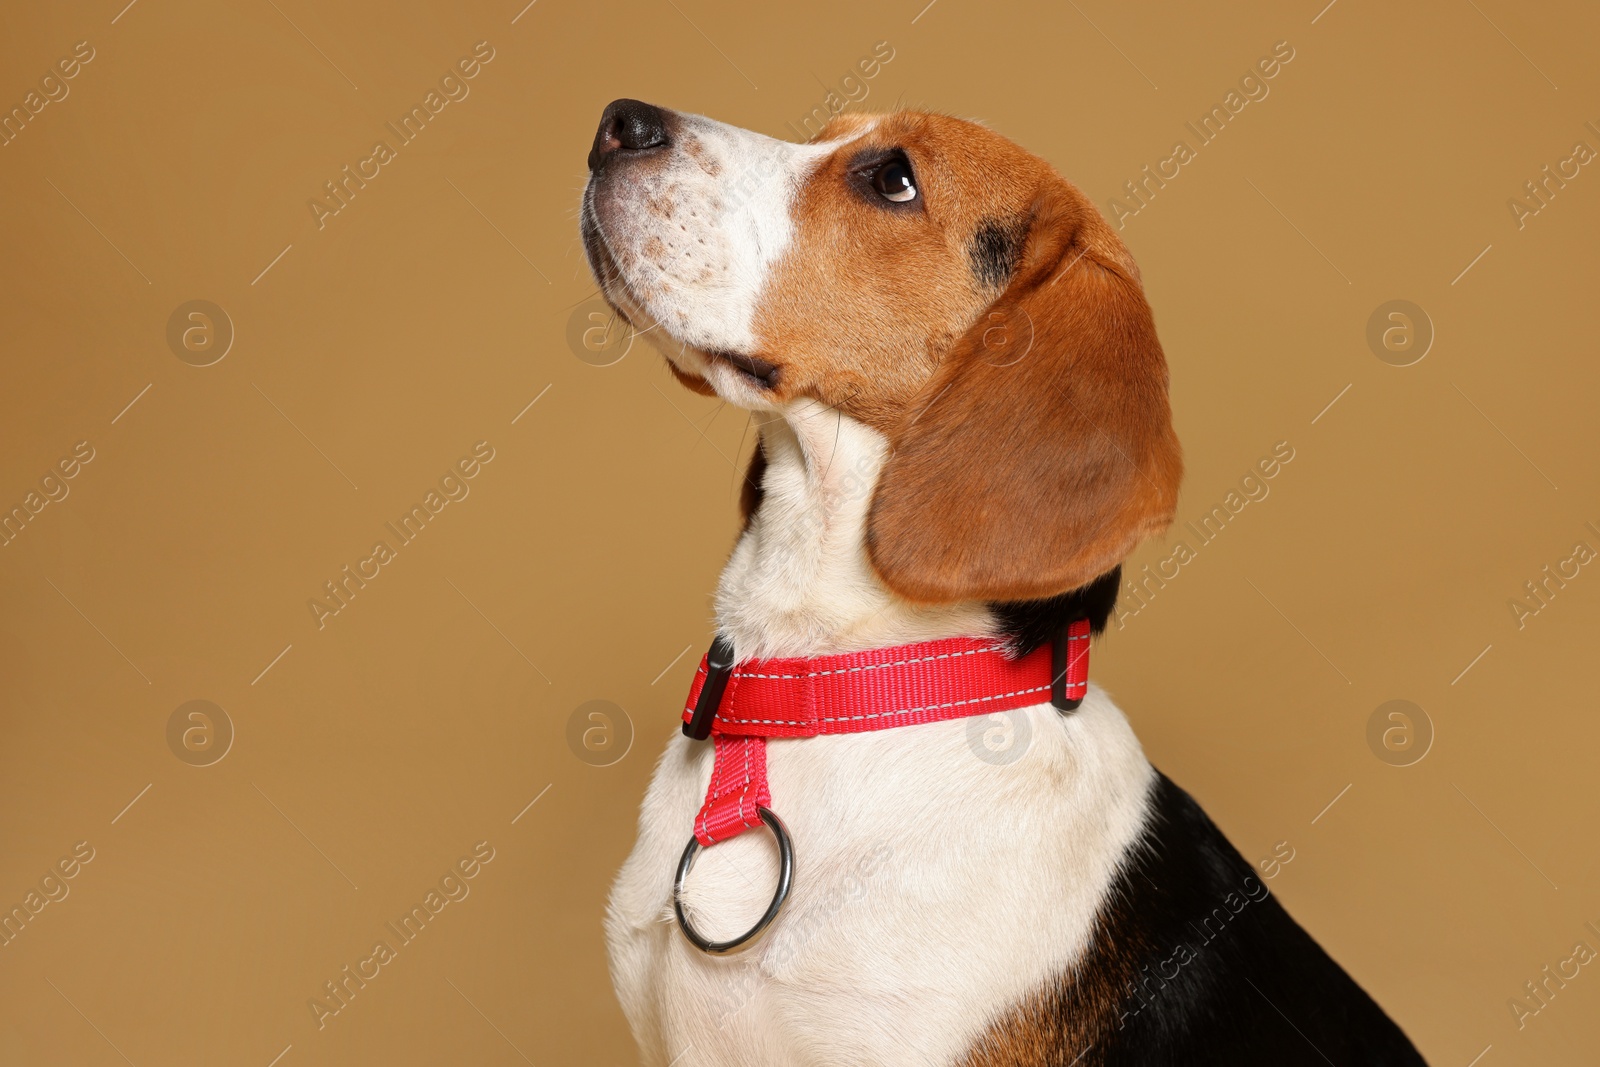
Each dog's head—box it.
[581,100,1182,605]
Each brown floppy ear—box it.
[866,176,1182,604]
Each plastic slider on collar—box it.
[684,634,736,740]
[1050,618,1091,712]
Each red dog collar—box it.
[679,619,1091,847]
[670,620,1091,953]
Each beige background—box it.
[1,0,1597,1063]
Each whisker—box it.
[733,412,758,497]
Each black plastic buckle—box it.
[1050,622,1084,713]
[684,634,736,740]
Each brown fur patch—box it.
[859,140,1182,602]
[954,898,1146,1066]
[627,109,1181,604]
[953,811,1179,1067]
[665,359,716,398]
[750,113,1051,432]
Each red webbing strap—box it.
[681,621,1091,846]
[694,735,771,845]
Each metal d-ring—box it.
[672,807,794,955]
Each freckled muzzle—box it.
[581,99,680,309]
[580,98,807,395]
[581,99,704,340]
[581,98,683,308]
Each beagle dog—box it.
[581,99,1427,1066]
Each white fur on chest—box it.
[606,691,1153,1066]
[604,407,1155,1065]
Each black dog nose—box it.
[589,99,671,171]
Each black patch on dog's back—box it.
[1097,775,1427,1063]
[959,773,1429,1066]
[969,217,1028,288]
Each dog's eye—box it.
[872,157,917,203]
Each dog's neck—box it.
[713,401,994,660]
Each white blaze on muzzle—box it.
[584,110,864,380]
